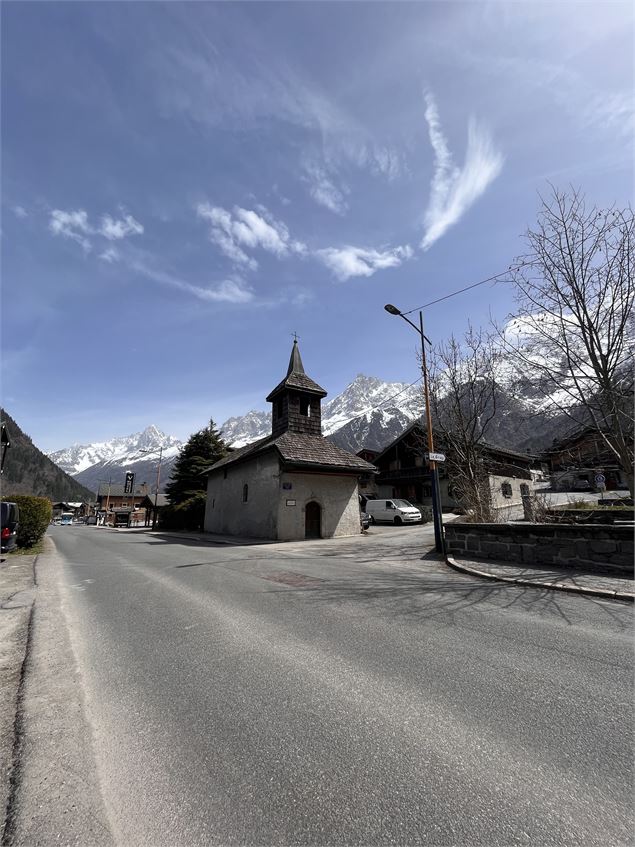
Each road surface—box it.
[7,525,633,846]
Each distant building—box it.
[543,427,631,491]
[203,341,377,540]
[363,421,539,516]
[51,501,90,518]
[95,483,148,511]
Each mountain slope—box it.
[1,409,95,501]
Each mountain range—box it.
[46,376,424,492]
[46,373,565,494]
[48,425,183,496]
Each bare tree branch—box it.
[496,186,634,494]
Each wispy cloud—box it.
[99,247,120,263]
[151,16,404,211]
[13,205,28,219]
[316,244,413,281]
[421,93,503,251]
[197,203,305,270]
[100,213,144,240]
[130,256,255,304]
[303,161,349,215]
[49,207,145,253]
[49,209,93,252]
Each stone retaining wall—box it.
[445,522,634,576]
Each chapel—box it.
[203,340,377,540]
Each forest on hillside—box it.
[1,409,95,501]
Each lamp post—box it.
[138,446,163,530]
[384,304,445,554]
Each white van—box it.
[365,499,422,525]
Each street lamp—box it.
[384,304,445,554]
[138,446,164,530]
[1,421,11,474]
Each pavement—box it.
[0,547,37,839]
[447,555,635,602]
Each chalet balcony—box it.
[377,466,432,484]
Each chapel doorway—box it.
[305,501,321,539]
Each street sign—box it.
[427,452,446,463]
[595,474,606,485]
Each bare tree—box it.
[428,326,501,522]
[500,186,634,495]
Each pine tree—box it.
[165,419,227,505]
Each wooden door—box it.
[305,501,321,539]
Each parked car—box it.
[360,511,371,531]
[1,501,20,553]
[365,499,422,525]
[573,479,592,491]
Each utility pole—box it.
[152,445,163,530]
[384,304,445,554]
[419,312,445,554]
[97,477,113,525]
[138,446,164,530]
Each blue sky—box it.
[2,1,632,452]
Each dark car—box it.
[573,478,591,491]
[1,501,20,553]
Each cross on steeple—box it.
[291,331,300,342]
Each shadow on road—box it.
[291,565,632,629]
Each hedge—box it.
[1,495,52,548]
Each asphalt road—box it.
[11,525,633,846]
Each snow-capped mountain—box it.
[49,425,182,475]
[322,375,421,436]
[219,410,271,448]
[48,426,183,495]
[219,375,423,450]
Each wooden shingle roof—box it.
[203,431,377,475]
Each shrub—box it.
[1,495,52,548]
[159,493,207,532]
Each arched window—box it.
[242,484,249,503]
[501,482,513,498]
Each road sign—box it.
[427,452,446,463]
[595,474,606,485]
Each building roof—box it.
[370,420,539,465]
[204,430,377,475]
[96,484,148,497]
[139,493,169,508]
[265,340,327,402]
[479,441,540,462]
[544,426,607,454]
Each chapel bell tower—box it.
[266,340,327,438]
